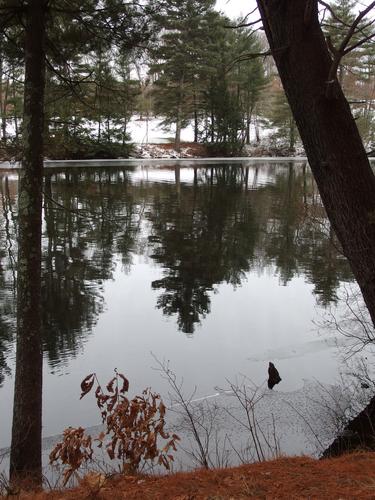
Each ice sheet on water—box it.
[247,336,351,362]
[0,379,357,481]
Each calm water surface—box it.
[0,161,354,448]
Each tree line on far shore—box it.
[0,0,373,159]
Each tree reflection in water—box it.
[0,162,353,382]
[148,165,258,334]
[0,176,17,386]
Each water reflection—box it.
[0,162,353,383]
[262,163,351,304]
[41,169,142,366]
[0,177,17,386]
[147,166,258,333]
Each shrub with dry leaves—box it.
[50,370,179,485]
[49,427,93,485]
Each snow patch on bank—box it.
[132,144,196,159]
[127,118,194,144]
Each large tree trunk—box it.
[10,0,46,485]
[257,0,375,326]
[322,395,375,458]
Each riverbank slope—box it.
[15,452,375,499]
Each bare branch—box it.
[319,0,352,28]
[344,31,375,55]
[325,0,375,98]
[227,45,288,73]
[339,0,375,54]
[226,18,262,29]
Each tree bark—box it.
[257,0,375,326]
[175,76,184,150]
[289,116,295,151]
[0,56,3,142]
[0,53,9,143]
[322,395,375,458]
[12,67,19,141]
[193,84,198,143]
[10,0,46,485]
[1,76,9,143]
[175,109,181,148]
[246,110,251,145]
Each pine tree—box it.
[268,87,299,151]
[324,0,375,147]
[227,25,268,144]
[324,0,356,85]
[150,0,216,146]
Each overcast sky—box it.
[215,0,257,19]
[215,0,375,19]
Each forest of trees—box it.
[0,0,374,488]
[0,0,372,158]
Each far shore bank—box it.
[1,156,375,170]
[0,156,311,170]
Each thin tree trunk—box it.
[193,84,198,143]
[122,118,127,146]
[10,0,46,485]
[12,66,19,141]
[0,56,3,142]
[2,76,9,143]
[194,107,198,143]
[257,0,375,325]
[254,117,260,144]
[289,116,295,151]
[94,85,101,143]
[175,105,182,149]
[210,109,215,143]
[246,110,251,145]
[175,76,184,149]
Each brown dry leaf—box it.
[106,376,116,393]
[118,373,130,393]
[80,374,95,399]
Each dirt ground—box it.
[13,452,375,499]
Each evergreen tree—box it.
[199,12,243,148]
[225,24,268,145]
[150,0,216,146]
[268,87,299,151]
[0,0,161,482]
[151,5,267,151]
[324,0,375,147]
[324,0,357,85]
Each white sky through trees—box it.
[215,1,375,19]
[215,0,257,19]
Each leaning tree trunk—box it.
[322,395,375,458]
[10,0,46,485]
[257,0,375,326]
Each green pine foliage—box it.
[0,0,372,156]
[323,0,375,148]
[150,4,267,152]
[267,88,299,152]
